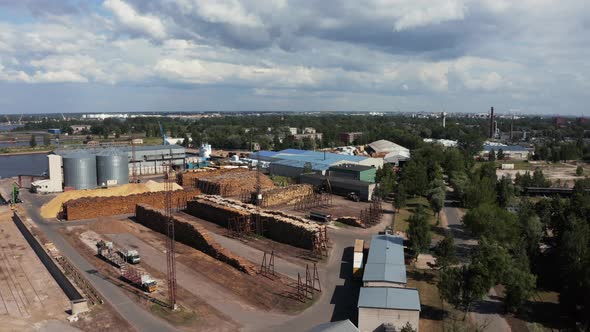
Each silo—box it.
[62,152,97,190]
[96,149,129,187]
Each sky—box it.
[0,0,588,115]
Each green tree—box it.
[407,207,431,256]
[428,187,445,221]
[181,134,190,147]
[462,204,519,245]
[496,175,515,208]
[488,149,496,161]
[400,322,417,332]
[433,231,457,269]
[394,183,407,212]
[438,265,489,317]
[576,166,584,176]
[29,134,36,147]
[42,134,51,146]
[497,148,505,160]
[503,252,537,312]
[400,160,428,196]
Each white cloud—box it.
[103,0,167,39]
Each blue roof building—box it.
[259,148,383,178]
[363,235,407,287]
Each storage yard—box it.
[0,145,419,332]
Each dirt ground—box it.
[58,215,312,330]
[496,161,590,187]
[57,220,237,332]
[0,208,71,330]
[273,195,373,220]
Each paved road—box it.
[442,198,511,332]
[20,191,178,332]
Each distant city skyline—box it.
[0,1,588,115]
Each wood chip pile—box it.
[64,189,201,221]
[187,195,322,250]
[260,184,314,207]
[135,204,256,274]
[177,168,249,187]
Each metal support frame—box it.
[164,163,178,310]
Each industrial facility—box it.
[32,145,186,192]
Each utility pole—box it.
[164,163,177,310]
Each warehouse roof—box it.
[358,287,421,311]
[56,144,185,155]
[482,144,528,152]
[306,319,359,332]
[329,164,374,172]
[363,263,407,284]
[363,234,406,284]
[275,149,368,163]
[273,159,331,171]
[367,140,408,154]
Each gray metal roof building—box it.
[358,287,421,311]
[363,235,407,286]
[307,319,360,332]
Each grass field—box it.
[393,196,442,241]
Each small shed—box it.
[357,287,421,332]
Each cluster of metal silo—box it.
[61,149,129,190]
[96,149,129,187]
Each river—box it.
[0,153,48,178]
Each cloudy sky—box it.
[0,0,588,115]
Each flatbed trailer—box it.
[353,239,364,279]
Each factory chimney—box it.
[489,107,495,138]
[442,111,446,128]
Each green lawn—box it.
[393,196,442,241]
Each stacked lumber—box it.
[64,189,200,221]
[260,184,314,207]
[135,204,256,274]
[186,195,322,250]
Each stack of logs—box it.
[63,189,200,221]
[135,204,257,274]
[258,184,314,207]
[186,195,324,250]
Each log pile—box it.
[186,195,322,250]
[63,189,201,221]
[198,171,275,196]
[135,204,256,274]
[260,184,314,207]
[177,168,249,187]
[335,216,366,228]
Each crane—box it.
[158,122,169,146]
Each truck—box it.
[121,269,157,293]
[119,249,141,264]
[353,239,364,280]
[96,241,127,268]
[309,210,332,223]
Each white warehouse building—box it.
[357,287,421,332]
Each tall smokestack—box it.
[442,111,446,128]
[489,107,495,138]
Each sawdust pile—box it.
[40,180,182,219]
